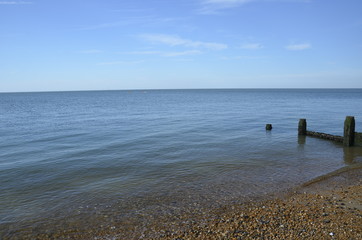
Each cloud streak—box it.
[199,0,311,14]
[140,34,227,50]
[199,0,253,14]
[285,43,311,51]
[0,1,32,4]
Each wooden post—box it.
[266,124,272,130]
[343,116,355,147]
[298,119,307,135]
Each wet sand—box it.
[2,167,361,239]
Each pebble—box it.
[3,173,361,240]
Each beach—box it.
[110,168,362,240]
[13,166,359,240]
[111,167,362,240]
[152,168,362,240]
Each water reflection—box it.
[343,147,362,164]
[298,135,306,145]
[298,135,362,164]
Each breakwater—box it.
[305,131,343,143]
[298,116,362,147]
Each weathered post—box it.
[266,124,272,130]
[343,116,355,147]
[298,119,307,135]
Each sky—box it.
[1,0,362,92]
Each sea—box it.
[0,89,362,238]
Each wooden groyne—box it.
[298,116,362,147]
[305,131,343,143]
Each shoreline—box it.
[103,166,362,239]
[157,166,362,240]
[2,166,361,239]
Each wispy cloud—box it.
[97,60,144,66]
[0,1,32,4]
[285,43,311,51]
[127,50,202,57]
[240,43,264,50]
[199,0,310,14]
[140,34,227,50]
[199,0,253,14]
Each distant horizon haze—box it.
[2,87,362,94]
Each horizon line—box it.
[1,87,362,94]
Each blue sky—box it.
[1,0,362,92]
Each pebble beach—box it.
[154,168,362,240]
[13,166,360,240]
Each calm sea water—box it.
[1,89,362,237]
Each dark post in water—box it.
[343,116,355,147]
[298,119,307,135]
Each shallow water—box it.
[0,89,362,237]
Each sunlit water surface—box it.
[1,89,362,237]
